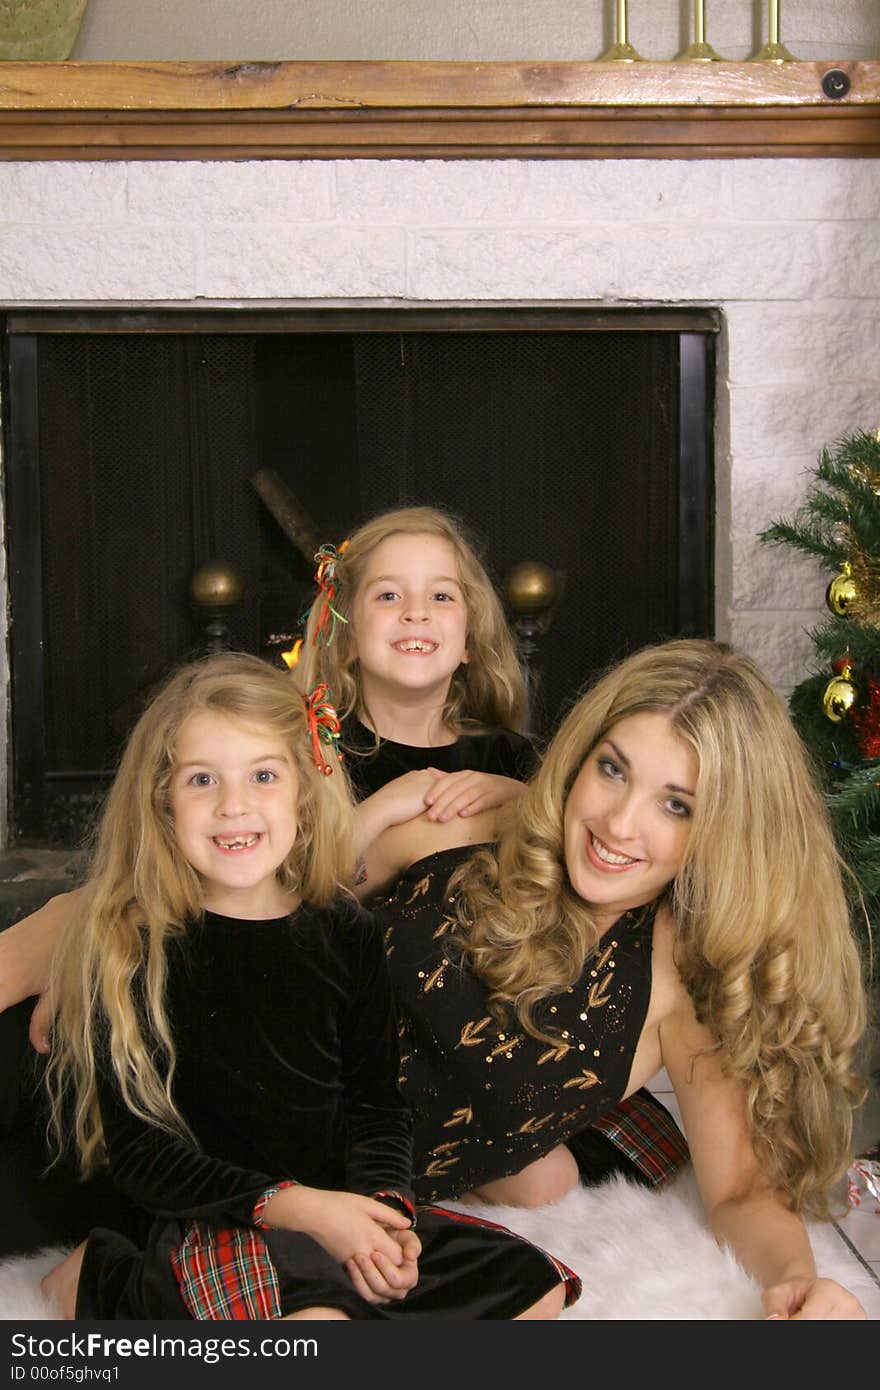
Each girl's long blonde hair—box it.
[46,652,355,1175]
[454,638,867,1219]
[296,506,527,735]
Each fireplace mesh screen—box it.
[6,322,711,843]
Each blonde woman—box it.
[358,639,869,1319]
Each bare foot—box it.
[41,1241,86,1319]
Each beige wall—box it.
[71,1,879,63]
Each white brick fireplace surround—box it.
[0,154,879,841]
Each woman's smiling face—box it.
[563,711,697,927]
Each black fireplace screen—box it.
[2,309,715,844]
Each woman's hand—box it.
[763,1277,867,1320]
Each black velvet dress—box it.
[76,899,577,1320]
[341,717,538,801]
[375,846,689,1204]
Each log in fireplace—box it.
[2,305,715,844]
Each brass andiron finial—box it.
[190,558,244,653]
[598,0,643,62]
[505,560,561,734]
[751,0,797,62]
[676,1,724,61]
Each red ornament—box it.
[852,678,880,759]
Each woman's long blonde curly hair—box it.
[45,652,355,1176]
[296,506,527,736]
[453,638,868,1219]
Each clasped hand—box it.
[261,1185,421,1305]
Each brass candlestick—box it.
[598,0,643,62]
[676,1,724,61]
[751,0,797,61]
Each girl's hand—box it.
[345,1228,422,1304]
[262,1185,413,1267]
[763,1277,867,1320]
[354,771,446,858]
[424,771,526,822]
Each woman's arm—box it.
[353,770,442,862]
[357,805,498,902]
[656,924,865,1319]
[0,890,81,1035]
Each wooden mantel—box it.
[0,59,879,160]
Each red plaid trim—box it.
[422,1205,582,1310]
[252,1180,299,1230]
[589,1091,689,1185]
[170,1221,281,1320]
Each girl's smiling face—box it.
[170,711,299,918]
[563,711,697,929]
[351,532,469,711]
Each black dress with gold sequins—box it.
[376,845,688,1204]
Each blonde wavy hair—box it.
[453,638,868,1219]
[296,506,526,737]
[45,652,355,1175]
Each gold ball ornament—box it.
[822,671,856,722]
[825,562,859,617]
[504,560,559,615]
[189,559,244,610]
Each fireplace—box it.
[2,304,714,845]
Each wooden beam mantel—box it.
[0,59,879,160]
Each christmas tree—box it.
[760,427,880,986]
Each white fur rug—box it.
[0,1167,875,1320]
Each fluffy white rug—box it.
[0,1167,875,1320]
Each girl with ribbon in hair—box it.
[295,506,537,823]
[37,652,575,1320]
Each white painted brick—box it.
[334,158,731,226]
[816,222,880,300]
[731,458,828,533]
[127,161,333,223]
[731,530,828,611]
[198,224,406,297]
[0,225,196,299]
[729,383,880,462]
[0,164,127,223]
[618,224,826,302]
[407,229,621,299]
[725,302,880,387]
[726,159,880,223]
[728,612,826,691]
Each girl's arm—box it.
[94,1003,414,1275]
[656,922,865,1319]
[339,907,414,1205]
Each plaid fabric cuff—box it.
[373,1189,416,1226]
[170,1221,281,1321]
[589,1090,689,1185]
[252,1179,299,1229]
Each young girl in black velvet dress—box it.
[40,653,575,1321]
[294,505,538,822]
